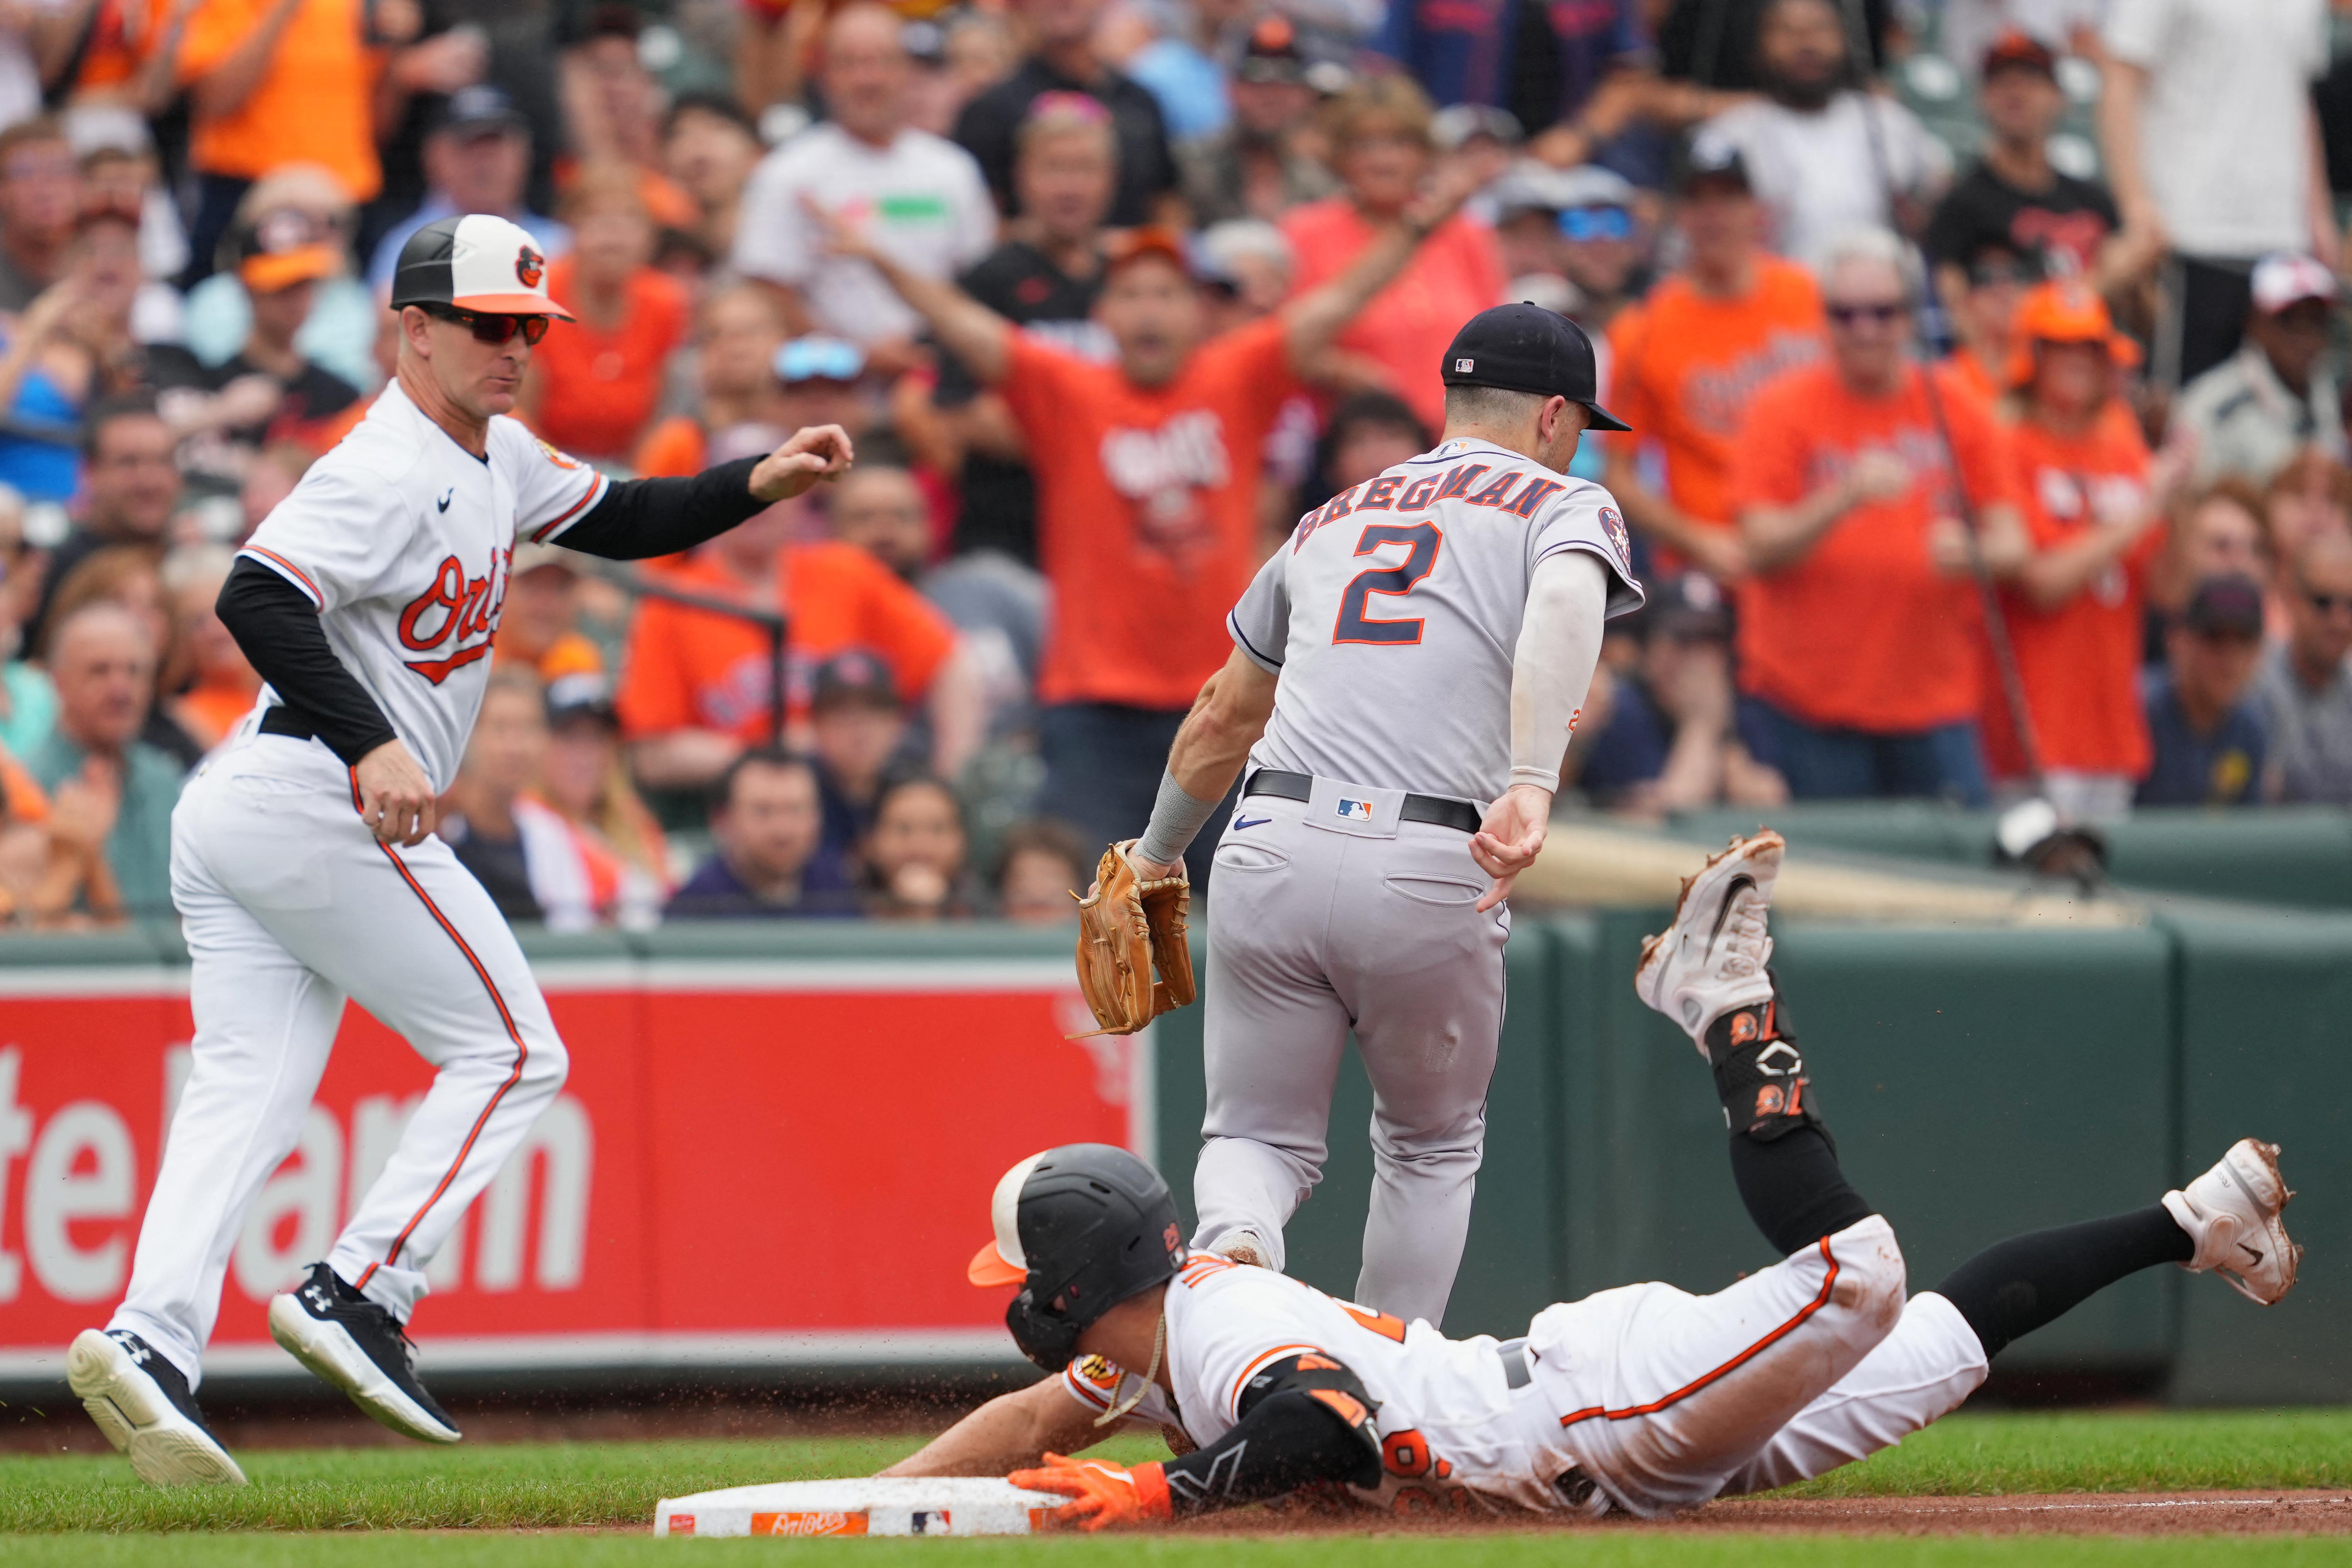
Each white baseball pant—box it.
[109,733,568,1386]
[1527,1214,1912,1516]
[1190,787,1509,1329]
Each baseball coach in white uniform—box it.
[1118,303,1644,1331]
[64,214,854,1488]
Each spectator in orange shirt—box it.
[520,167,689,461]
[617,495,985,794]
[634,284,795,480]
[175,0,470,282]
[1280,75,1505,434]
[1986,282,2195,820]
[1733,227,2030,805]
[829,170,1473,873]
[1605,143,1824,582]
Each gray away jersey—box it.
[1229,437,1645,804]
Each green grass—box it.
[0,1409,2349,1546]
[3,1536,2352,1568]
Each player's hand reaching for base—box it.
[355,738,437,847]
[1471,783,1552,912]
[1010,1454,1172,1531]
[750,425,854,502]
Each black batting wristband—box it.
[216,557,398,766]
[1158,1352,1384,1517]
[550,456,769,560]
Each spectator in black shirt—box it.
[952,0,1181,228]
[935,92,1117,562]
[1924,34,2131,299]
[152,216,362,494]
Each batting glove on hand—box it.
[1010,1453,1173,1531]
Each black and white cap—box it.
[1440,302,1630,431]
[390,214,574,320]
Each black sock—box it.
[1932,1206,2193,1360]
[1705,990,1874,1256]
[1727,1126,1875,1257]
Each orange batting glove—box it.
[1009,1453,1174,1531]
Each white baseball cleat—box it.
[1634,830,1785,1047]
[66,1328,247,1487]
[2163,1138,2301,1306]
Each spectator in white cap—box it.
[2171,252,2346,486]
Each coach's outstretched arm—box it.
[1473,550,1610,911]
[1126,650,1280,879]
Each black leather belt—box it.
[258,706,318,742]
[1243,768,1482,835]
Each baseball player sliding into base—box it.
[890,830,2302,1524]
[1109,303,1644,1328]
[65,214,855,1488]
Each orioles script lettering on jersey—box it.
[396,549,510,685]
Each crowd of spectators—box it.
[0,0,2348,928]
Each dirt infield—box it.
[1155,1491,2352,1539]
[1676,1491,2352,1535]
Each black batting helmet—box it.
[968,1145,1187,1371]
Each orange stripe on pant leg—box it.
[352,835,530,1293]
[1558,1235,1843,1428]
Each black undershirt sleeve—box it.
[1159,1352,1384,1517]
[543,456,768,561]
[216,557,398,766]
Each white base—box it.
[653,1477,1071,1538]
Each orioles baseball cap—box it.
[237,209,342,294]
[390,213,574,320]
[2008,280,2141,385]
[1102,225,1193,279]
[1441,303,1630,431]
[2251,252,2337,315]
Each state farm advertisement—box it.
[0,959,1151,1379]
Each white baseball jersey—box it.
[1059,1253,1573,1515]
[1056,1220,1980,1521]
[236,381,609,791]
[1228,438,1645,805]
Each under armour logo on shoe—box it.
[303,1284,332,1311]
[112,1334,150,1364]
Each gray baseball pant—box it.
[1190,787,1509,1329]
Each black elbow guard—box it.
[1160,1352,1384,1514]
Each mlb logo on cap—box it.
[1336,799,1372,821]
[1455,358,1474,372]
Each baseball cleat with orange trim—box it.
[2164,1139,2302,1307]
[66,1328,247,1487]
[1634,830,1784,1046]
[268,1262,461,1443]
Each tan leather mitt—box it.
[1072,840,1197,1036]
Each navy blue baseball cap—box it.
[1440,303,1630,431]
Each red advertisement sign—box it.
[0,958,1148,1379]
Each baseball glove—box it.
[1071,840,1196,1036]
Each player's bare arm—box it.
[880,1376,1104,1478]
[1129,651,1279,879]
[808,197,1012,385]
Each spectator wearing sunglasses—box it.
[1937,239,2041,407]
[1730,227,2029,805]
[1553,165,1648,339]
[2256,530,2352,802]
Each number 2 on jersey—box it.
[1333,522,1442,646]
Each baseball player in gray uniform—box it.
[1119,304,1643,1328]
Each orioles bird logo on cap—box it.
[515,245,544,289]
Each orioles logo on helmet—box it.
[515,246,544,289]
